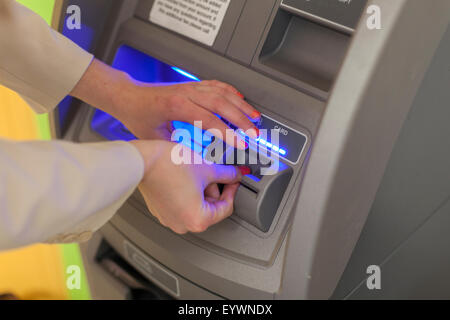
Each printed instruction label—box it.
[149,0,231,46]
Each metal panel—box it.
[279,0,450,299]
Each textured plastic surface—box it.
[333,23,450,299]
[254,7,350,96]
[223,150,293,232]
[226,0,277,65]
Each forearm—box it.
[0,139,144,250]
[70,59,136,119]
[0,0,93,113]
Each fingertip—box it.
[225,133,248,150]
[251,110,262,120]
[234,166,243,181]
[244,127,259,139]
[239,140,249,150]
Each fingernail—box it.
[246,127,259,139]
[239,166,252,176]
[251,110,261,120]
[238,140,248,149]
[237,92,245,99]
[253,127,260,137]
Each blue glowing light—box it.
[171,67,200,81]
[246,174,261,182]
[254,138,288,157]
[91,45,196,141]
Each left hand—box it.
[71,59,261,149]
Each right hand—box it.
[130,140,247,234]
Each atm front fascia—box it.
[58,0,450,299]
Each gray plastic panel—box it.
[278,0,450,299]
[333,21,450,299]
[251,0,351,100]
[343,199,450,299]
[135,0,246,54]
[226,0,277,65]
[101,223,223,299]
[230,158,293,232]
[80,233,130,300]
[259,12,350,93]
[104,201,290,299]
[281,0,368,31]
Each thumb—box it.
[203,182,241,227]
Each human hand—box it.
[130,140,248,234]
[71,59,261,149]
[115,79,260,149]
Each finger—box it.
[222,93,261,122]
[171,226,188,235]
[190,91,258,139]
[169,96,246,149]
[199,80,240,95]
[205,183,220,200]
[204,182,240,226]
[203,164,242,185]
[220,182,240,203]
[196,82,261,120]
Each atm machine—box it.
[55,0,450,299]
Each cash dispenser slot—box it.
[95,240,174,300]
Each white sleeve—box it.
[0,139,144,251]
[0,0,94,113]
[0,1,145,251]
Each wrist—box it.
[129,140,164,176]
[70,59,137,118]
[105,73,134,119]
